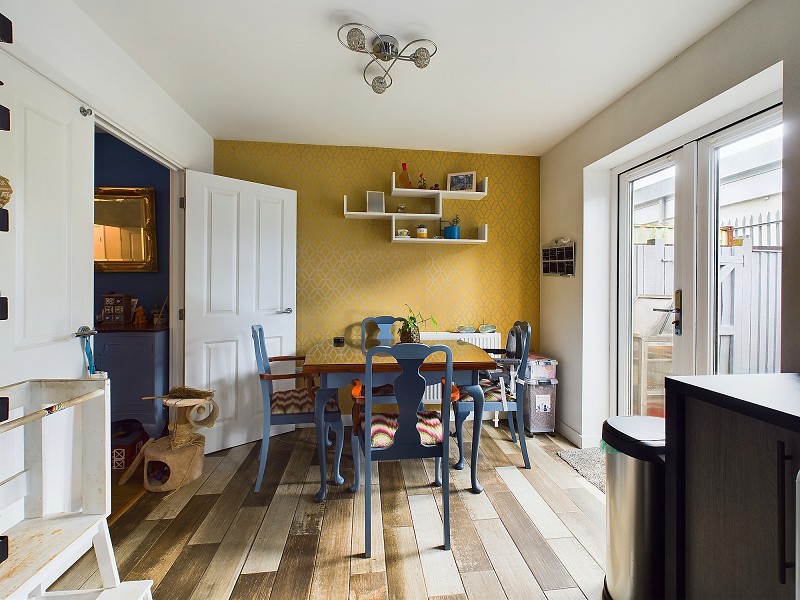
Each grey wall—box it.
[540,0,800,446]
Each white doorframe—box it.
[93,114,187,389]
[614,103,784,415]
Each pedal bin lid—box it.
[602,416,665,463]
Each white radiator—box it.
[420,332,501,403]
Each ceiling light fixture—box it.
[337,23,437,94]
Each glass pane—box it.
[630,165,675,416]
[716,125,782,373]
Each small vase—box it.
[399,326,420,343]
[444,225,460,239]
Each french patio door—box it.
[618,108,783,416]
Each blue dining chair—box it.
[351,343,453,558]
[454,321,532,470]
[251,324,345,493]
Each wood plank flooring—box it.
[51,424,606,599]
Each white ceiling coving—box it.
[73,0,751,156]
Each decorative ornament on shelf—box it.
[417,173,426,189]
[443,214,461,240]
[0,175,13,208]
[398,162,413,188]
[399,304,437,343]
[337,23,437,94]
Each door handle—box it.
[652,289,682,336]
[777,440,795,584]
[276,308,293,314]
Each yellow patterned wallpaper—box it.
[214,141,540,355]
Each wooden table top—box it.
[302,339,497,374]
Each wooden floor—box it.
[53,422,606,599]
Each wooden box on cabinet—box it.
[95,325,168,438]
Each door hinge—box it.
[178,308,185,321]
[179,196,185,209]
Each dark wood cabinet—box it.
[666,374,800,599]
[95,325,168,437]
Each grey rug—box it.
[557,447,606,493]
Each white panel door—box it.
[0,51,94,386]
[184,170,297,453]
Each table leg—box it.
[462,383,485,494]
[314,387,337,503]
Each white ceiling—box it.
[73,0,751,156]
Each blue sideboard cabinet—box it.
[94,324,168,438]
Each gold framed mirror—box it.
[93,186,157,272]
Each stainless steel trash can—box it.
[602,416,665,600]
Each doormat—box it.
[557,447,605,493]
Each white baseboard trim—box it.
[555,420,601,449]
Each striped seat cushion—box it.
[271,386,338,415]
[456,379,504,402]
[368,410,443,448]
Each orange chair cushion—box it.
[350,379,394,401]
[367,410,443,448]
[271,386,338,415]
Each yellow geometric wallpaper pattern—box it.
[214,141,540,355]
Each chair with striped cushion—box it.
[350,343,453,558]
[251,324,345,493]
[454,321,532,470]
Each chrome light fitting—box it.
[337,23,437,94]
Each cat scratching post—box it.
[141,390,217,493]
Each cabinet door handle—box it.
[276,308,293,314]
[777,440,795,584]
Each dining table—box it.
[303,337,497,502]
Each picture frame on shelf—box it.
[366,190,385,213]
[447,171,476,192]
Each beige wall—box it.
[215,142,540,357]
[540,0,800,446]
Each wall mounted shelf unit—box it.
[343,173,489,244]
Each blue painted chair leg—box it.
[443,447,450,550]
[254,433,270,493]
[434,456,442,487]
[350,432,361,492]
[324,423,333,447]
[364,447,372,559]
[517,404,531,469]
[469,390,485,494]
[331,419,345,485]
[454,408,468,470]
[313,394,329,503]
[507,410,518,443]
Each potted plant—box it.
[443,214,461,239]
[399,304,437,343]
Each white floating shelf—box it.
[391,172,488,200]
[343,173,489,246]
[391,224,488,244]
[344,195,442,220]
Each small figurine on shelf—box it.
[418,172,426,189]
[429,183,440,190]
[133,306,147,326]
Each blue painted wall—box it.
[94,132,170,320]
